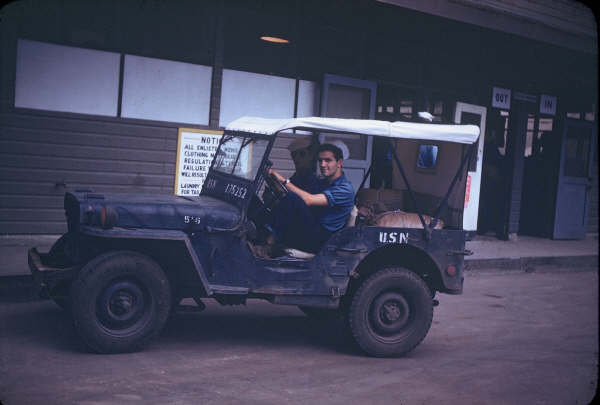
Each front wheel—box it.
[70,251,171,353]
[348,268,433,357]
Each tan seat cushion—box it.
[373,210,444,229]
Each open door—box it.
[454,102,487,233]
[320,74,376,190]
[553,118,596,239]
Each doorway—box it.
[320,74,376,191]
[477,109,510,237]
[519,115,560,237]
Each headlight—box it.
[100,206,119,229]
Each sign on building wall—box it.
[491,87,511,110]
[540,94,557,115]
[174,128,223,196]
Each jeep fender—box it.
[79,226,213,296]
[349,244,444,295]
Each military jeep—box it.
[28,116,479,357]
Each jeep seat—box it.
[284,205,358,259]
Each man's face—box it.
[318,150,342,180]
[291,147,313,171]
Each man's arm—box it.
[269,169,328,207]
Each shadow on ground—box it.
[1,299,361,356]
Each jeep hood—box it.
[65,191,242,232]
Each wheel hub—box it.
[369,292,411,336]
[97,280,148,331]
[381,302,402,322]
[110,291,134,316]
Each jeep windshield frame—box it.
[201,131,274,210]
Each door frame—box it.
[454,102,487,233]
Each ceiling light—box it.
[260,36,290,44]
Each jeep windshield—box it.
[212,133,269,181]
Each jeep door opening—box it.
[28,116,479,357]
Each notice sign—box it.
[174,128,223,196]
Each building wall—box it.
[0,0,597,235]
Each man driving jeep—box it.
[287,135,319,193]
[261,143,355,255]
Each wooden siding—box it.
[0,111,181,234]
[0,110,298,234]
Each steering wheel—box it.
[262,170,288,209]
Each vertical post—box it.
[503,104,528,240]
[209,0,224,129]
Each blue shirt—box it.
[315,173,355,232]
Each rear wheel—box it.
[348,267,433,357]
[70,251,171,353]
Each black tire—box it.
[298,306,339,320]
[70,251,171,354]
[348,268,433,357]
[49,282,72,311]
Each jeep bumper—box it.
[28,248,78,297]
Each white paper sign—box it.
[174,128,223,196]
[492,87,511,109]
[540,94,557,115]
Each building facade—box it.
[0,0,597,238]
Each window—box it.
[121,55,212,125]
[564,126,591,178]
[213,135,269,181]
[219,69,296,127]
[15,39,120,116]
[297,80,320,117]
[416,144,439,169]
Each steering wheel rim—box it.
[263,169,288,209]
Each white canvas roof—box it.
[225,116,480,144]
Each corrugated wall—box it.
[0,110,299,234]
[0,111,180,234]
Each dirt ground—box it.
[1,270,597,405]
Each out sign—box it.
[492,87,511,109]
[540,95,557,116]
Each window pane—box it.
[121,55,212,125]
[297,80,320,117]
[15,39,119,116]
[417,145,438,169]
[564,126,591,177]
[213,136,269,181]
[219,69,295,127]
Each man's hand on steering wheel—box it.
[268,168,286,184]
[264,168,288,205]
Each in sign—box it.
[540,94,557,116]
